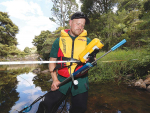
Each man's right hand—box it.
[49,57,60,91]
[51,79,61,91]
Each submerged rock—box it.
[140,82,146,89]
[147,85,150,92]
[48,78,53,82]
[134,79,146,89]
[41,69,50,74]
[144,77,150,85]
[135,79,143,87]
[32,68,41,74]
[32,68,50,74]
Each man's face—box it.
[69,18,86,37]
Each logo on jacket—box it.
[61,38,66,53]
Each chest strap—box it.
[53,57,81,72]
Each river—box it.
[0,65,150,113]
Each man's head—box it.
[71,12,90,25]
[69,12,90,37]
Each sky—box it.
[0,0,82,51]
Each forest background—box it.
[0,0,150,80]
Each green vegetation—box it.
[88,48,150,82]
[32,27,65,60]
[0,44,26,58]
[24,47,30,54]
[0,11,26,58]
[81,0,150,50]
[50,0,78,27]
[32,0,150,81]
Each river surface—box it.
[0,65,150,113]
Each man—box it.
[37,12,91,113]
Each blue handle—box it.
[72,63,93,77]
[111,39,126,51]
[23,106,32,112]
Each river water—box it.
[0,65,150,113]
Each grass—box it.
[88,48,150,83]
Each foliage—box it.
[32,27,64,60]
[0,11,26,58]
[50,0,78,27]
[81,0,118,15]
[80,0,150,51]
[117,0,142,12]
[24,47,30,54]
[41,37,56,60]
[30,46,37,54]
[32,30,52,58]
[0,11,18,46]
[0,43,26,58]
[88,49,150,82]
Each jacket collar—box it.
[61,29,87,37]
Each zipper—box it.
[70,39,75,75]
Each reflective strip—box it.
[0,60,80,65]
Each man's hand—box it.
[51,79,61,91]
[49,57,60,91]
[85,58,91,63]
[85,57,96,63]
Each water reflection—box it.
[0,65,150,113]
[0,67,19,113]
[9,72,45,113]
[11,73,44,112]
[0,65,47,113]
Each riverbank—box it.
[87,48,150,92]
[0,53,39,61]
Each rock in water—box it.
[135,79,143,87]
[147,85,150,92]
[32,68,41,74]
[144,77,150,85]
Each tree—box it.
[41,27,64,60]
[0,11,19,46]
[30,46,37,53]
[24,47,30,54]
[32,27,64,60]
[81,0,118,15]
[80,0,118,50]
[50,0,78,27]
[32,30,52,53]
[80,0,150,50]
[137,0,150,50]
[80,0,118,37]
[32,30,54,59]
[117,0,142,12]
[0,11,22,57]
[143,0,150,12]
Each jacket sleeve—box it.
[49,38,60,58]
